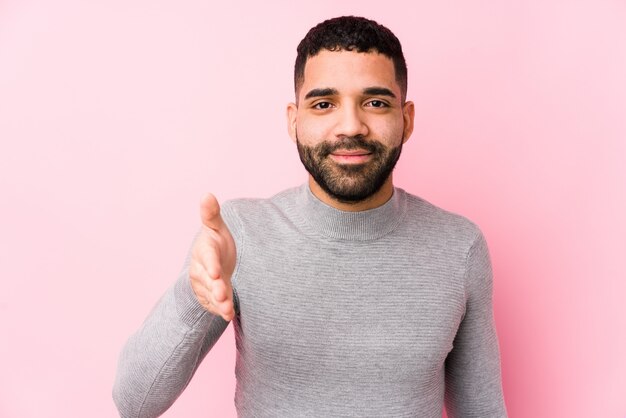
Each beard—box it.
[296,135,403,204]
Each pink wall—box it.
[1,0,624,416]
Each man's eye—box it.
[313,102,333,110]
[366,100,388,108]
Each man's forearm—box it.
[113,270,229,418]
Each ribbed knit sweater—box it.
[113,184,507,417]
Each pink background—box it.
[1,0,625,417]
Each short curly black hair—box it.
[294,16,407,103]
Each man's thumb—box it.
[200,193,225,231]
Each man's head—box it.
[287,16,414,209]
[294,16,408,104]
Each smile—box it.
[329,149,373,164]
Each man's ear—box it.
[286,103,298,144]
[402,101,415,144]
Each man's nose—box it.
[333,106,369,138]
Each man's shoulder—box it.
[219,186,301,225]
[222,186,300,211]
[399,188,483,243]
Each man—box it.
[113,16,507,418]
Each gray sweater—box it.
[113,184,507,417]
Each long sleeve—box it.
[444,231,507,417]
[112,252,230,418]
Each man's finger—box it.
[221,307,235,322]
[212,279,230,302]
[208,283,234,319]
[198,239,223,280]
[218,299,235,321]
[200,193,225,231]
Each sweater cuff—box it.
[173,269,210,328]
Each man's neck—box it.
[308,176,395,212]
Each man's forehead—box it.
[303,49,395,74]
[300,50,399,96]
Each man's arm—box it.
[113,195,238,417]
[112,266,230,418]
[444,231,507,418]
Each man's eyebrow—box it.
[363,87,396,98]
[304,88,338,100]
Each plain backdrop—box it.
[1,0,625,417]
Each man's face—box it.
[287,49,414,204]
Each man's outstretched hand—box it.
[189,194,236,322]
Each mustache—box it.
[315,137,384,157]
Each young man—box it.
[114,16,507,417]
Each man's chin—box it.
[316,177,383,204]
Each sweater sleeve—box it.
[112,240,230,418]
[444,231,508,418]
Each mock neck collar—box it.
[293,183,407,241]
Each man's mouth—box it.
[329,149,373,164]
